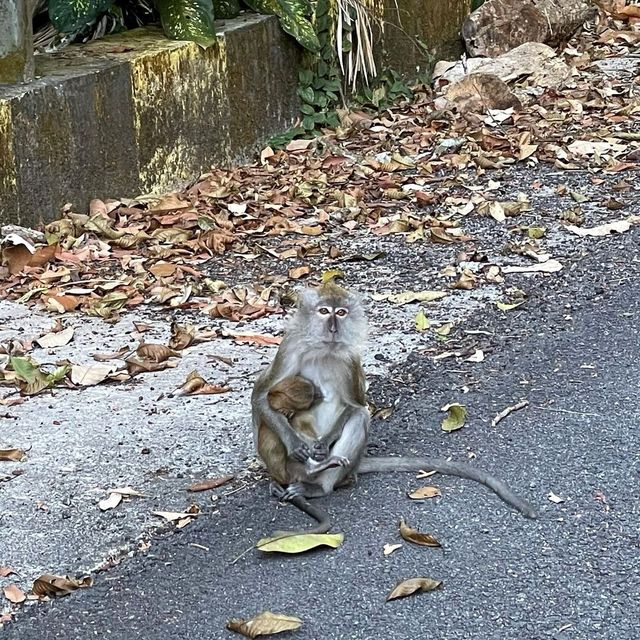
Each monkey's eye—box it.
[336,308,348,317]
[318,307,330,315]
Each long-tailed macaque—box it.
[251,281,537,533]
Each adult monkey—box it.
[251,281,537,533]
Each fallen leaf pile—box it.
[0,317,221,397]
[1,4,638,330]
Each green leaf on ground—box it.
[441,403,466,432]
[256,532,344,553]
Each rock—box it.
[462,0,596,57]
[435,43,572,100]
[1,224,45,244]
[444,73,523,114]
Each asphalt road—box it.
[5,234,640,640]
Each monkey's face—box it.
[316,302,350,343]
[287,285,368,351]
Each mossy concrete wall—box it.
[0,3,473,227]
[0,15,301,227]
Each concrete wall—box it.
[0,0,34,83]
[0,15,302,227]
[0,2,473,227]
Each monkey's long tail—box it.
[357,457,537,519]
[280,496,331,535]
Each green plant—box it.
[354,68,413,109]
[154,0,216,45]
[45,0,317,49]
[243,0,319,51]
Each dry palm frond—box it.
[335,0,382,90]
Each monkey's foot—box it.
[271,481,306,502]
[305,455,350,476]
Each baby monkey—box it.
[258,376,348,484]
[264,375,348,533]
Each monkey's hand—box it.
[291,443,313,463]
[305,455,350,476]
[310,440,329,462]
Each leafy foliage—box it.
[213,0,240,19]
[155,0,216,46]
[43,0,319,50]
[242,0,319,52]
[355,69,414,109]
[48,0,113,33]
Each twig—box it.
[221,482,249,498]
[230,544,254,565]
[230,532,290,565]
[491,400,529,427]
[532,405,602,418]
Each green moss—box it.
[0,51,29,84]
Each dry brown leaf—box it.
[0,397,26,407]
[169,322,217,350]
[98,492,123,511]
[110,486,146,497]
[32,574,93,598]
[92,346,131,362]
[0,448,27,462]
[169,323,198,350]
[374,290,447,305]
[399,518,441,547]
[42,294,80,313]
[0,567,16,578]
[176,370,231,395]
[299,225,322,236]
[226,332,282,346]
[383,543,402,556]
[386,577,442,601]
[136,343,181,363]
[227,611,303,638]
[36,326,74,349]
[4,243,58,275]
[177,371,207,394]
[502,260,563,274]
[452,269,477,290]
[430,228,456,244]
[148,193,190,212]
[286,138,314,152]
[408,486,442,500]
[153,506,200,526]
[187,475,234,492]
[126,358,177,376]
[565,216,639,237]
[70,363,114,386]
[288,265,311,279]
[3,584,26,604]
[149,262,177,278]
